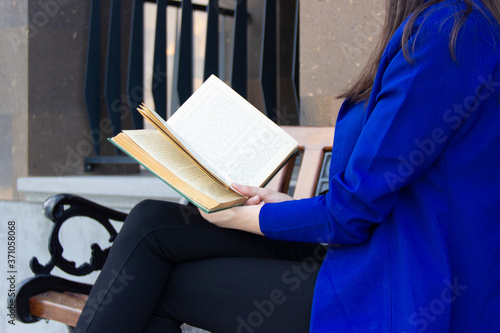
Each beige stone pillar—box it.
[0,0,29,200]
[300,0,385,126]
[0,0,98,200]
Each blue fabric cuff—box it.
[259,196,332,243]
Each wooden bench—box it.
[13,125,334,331]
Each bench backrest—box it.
[266,126,335,199]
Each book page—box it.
[137,104,228,189]
[123,130,243,203]
[166,75,298,187]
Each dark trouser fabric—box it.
[74,200,324,333]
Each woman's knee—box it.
[123,200,193,233]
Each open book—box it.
[109,75,298,213]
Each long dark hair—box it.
[339,0,500,103]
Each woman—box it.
[75,0,500,331]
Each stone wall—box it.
[300,0,385,126]
[0,0,94,200]
[27,0,94,177]
[0,0,29,200]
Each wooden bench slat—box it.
[63,291,89,302]
[294,149,326,199]
[281,126,334,199]
[30,291,87,327]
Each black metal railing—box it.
[84,0,300,171]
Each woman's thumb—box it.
[232,183,261,197]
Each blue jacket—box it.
[260,1,500,332]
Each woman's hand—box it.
[200,204,263,234]
[232,183,294,206]
[199,183,294,235]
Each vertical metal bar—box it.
[83,0,101,155]
[171,7,180,112]
[219,15,226,80]
[104,0,122,140]
[152,0,168,119]
[128,0,145,129]
[173,0,193,110]
[204,0,219,80]
[292,0,300,119]
[230,0,247,98]
[276,0,299,125]
[260,0,277,122]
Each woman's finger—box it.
[232,183,265,197]
[244,195,261,206]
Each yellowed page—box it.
[137,104,227,188]
[123,130,243,203]
[166,75,298,187]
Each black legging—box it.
[74,200,325,333]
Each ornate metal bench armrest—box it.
[42,193,127,222]
[31,194,128,277]
[14,275,92,324]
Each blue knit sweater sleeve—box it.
[259,6,498,244]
